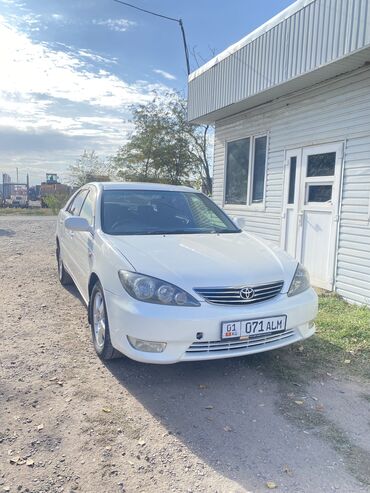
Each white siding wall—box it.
[213,66,370,304]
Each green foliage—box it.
[294,293,370,379]
[68,150,110,188]
[316,294,370,354]
[43,193,71,214]
[111,93,213,193]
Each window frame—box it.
[66,189,89,216]
[223,132,268,210]
[79,186,97,229]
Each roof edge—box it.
[188,0,316,82]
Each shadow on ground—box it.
[0,228,15,237]
[62,282,86,305]
[103,341,369,490]
[107,353,288,489]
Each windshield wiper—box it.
[146,228,240,235]
[110,228,240,236]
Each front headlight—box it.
[118,271,200,307]
[288,263,311,297]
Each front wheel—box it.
[90,282,121,360]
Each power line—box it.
[113,0,178,22]
[113,0,191,75]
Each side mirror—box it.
[233,216,246,230]
[65,216,93,234]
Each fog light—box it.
[127,336,167,353]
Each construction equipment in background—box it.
[40,173,71,208]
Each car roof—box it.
[88,182,197,193]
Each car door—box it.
[61,189,89,282]
[72,186,97,301]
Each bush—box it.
[43,193,71,214]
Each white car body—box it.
[56,182,317,364]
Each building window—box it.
[225,138,250,205]
[307,152,335,177]
[252,136,267,203]
[225,135,267,205]
[307,184,332,203]
[288,156,297,205]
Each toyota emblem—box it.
[240,287,255,300]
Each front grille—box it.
[186,329,295,353]
[193,281,284,305]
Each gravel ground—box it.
[0,216,369,493]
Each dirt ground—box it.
[1,216,369,493]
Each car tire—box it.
[90,281,122,360]
[56,244,72,286]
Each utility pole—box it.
[113,0,191,75]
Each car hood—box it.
[107,232,297,293]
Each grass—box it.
[316,293,370,355]
[0,207,55,216]
[270,293,370,382]
[310,293,370,378]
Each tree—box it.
[43,192,71,214]
[68,150,110,187]
[112,93,212,194]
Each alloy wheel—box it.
[93,291,106,350]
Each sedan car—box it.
[56,182,317,364]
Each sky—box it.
[0,0,292,185]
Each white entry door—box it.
[282,143,343,290]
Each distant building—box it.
[2,173,11,199]
[28,185,41,201]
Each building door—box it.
[282,143,343,290]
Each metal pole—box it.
[27,174,30,206]
[179,19,190,75]
[113,0,191,75]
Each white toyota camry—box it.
[56,182,317,364]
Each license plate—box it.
[221,315,287,340]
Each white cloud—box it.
[0,0,21,5]
[0,16,164,109]
[51,13,63,21]
[93,18,136,32]
[77,48,118,66]
[0,14,168,184]
[153,69,177,81]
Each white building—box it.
[188,0,370,306]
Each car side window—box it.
[67,190,89,216]
[79,188,96,226]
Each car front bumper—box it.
[104,287,318,364]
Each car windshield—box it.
[101,189,241,235]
